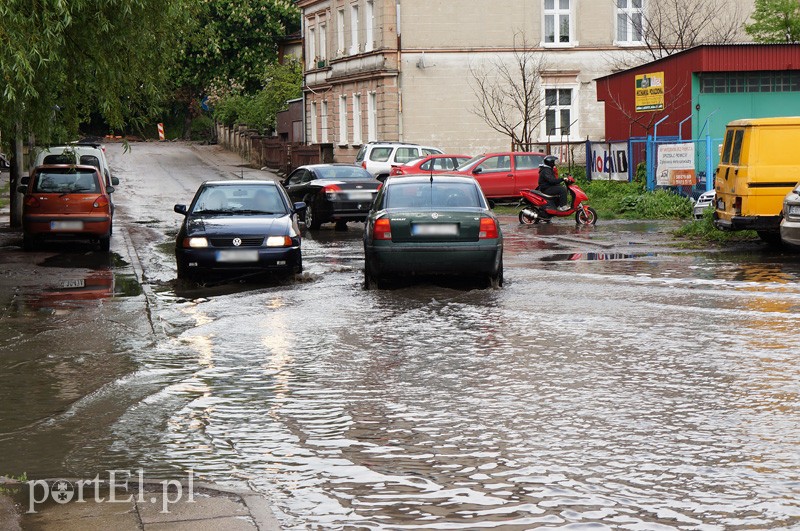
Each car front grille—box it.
[209,237,264,247]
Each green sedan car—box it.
[363,175,503,288]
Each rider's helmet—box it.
[543,155,558,168]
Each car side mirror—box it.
[174,204,187,215]
[376,174,388,183]
[293,201,307,213]
[473,167,483,174]
[20,176,29,185]
[16,185,27,194]
[111,177,120,186]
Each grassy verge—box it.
[673,208,759,244]
[0,180,9,209]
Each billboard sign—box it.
[656,143,697,186]
[635,72,665,112]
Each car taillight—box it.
[479,217,499,239]
[373,218,392,240]
[323,184,342,200]
[93,196,110,209]
[361,161,367,170]
[24,196,40,208]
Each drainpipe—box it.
[396,0,403,142]
[300,13,307,145]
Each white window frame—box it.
[367,92,377,142]
[615,0,644,45]
[310,101,318,144]
[319,22,327,63]
[542,0,576,47]
[339,95,348,145]
[337,8,345,56]
[307,26,317,69]
[352,93,362,145]
[321,100,329,143]
[350,4,360,55]
[541,85,579,141]
[365,0,374,52]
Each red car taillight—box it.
[373,218,392,240]
[361,161,367,170]
[24,196,40,208]
[479,217,499,239]
[93,196,110,209]
[323,184,342,200]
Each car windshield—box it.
[456,155,484,172]
[315,166,373,180]
[33,170,100,193]
[192,184,287,215]
[386,181,483,209]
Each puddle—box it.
[541,252,658,261]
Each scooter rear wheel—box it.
[518,210,539,225]
[576,207,598,225]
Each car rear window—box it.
[79,155,102,170]
[317,166,373,180]
[394,147,419,164]
[369,147,393,162]
[33,170,99,193]
[193,185,287,214]
[386,182,482,209]
[42,154,77,165]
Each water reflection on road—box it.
[3,218,800,529]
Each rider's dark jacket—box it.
[537,164,560,189]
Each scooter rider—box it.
[537,155,570,211]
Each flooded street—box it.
[1,143,799,529]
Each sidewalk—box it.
[187,143,282,183]
[6,478,283,531]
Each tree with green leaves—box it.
[746,0,800,43]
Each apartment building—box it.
[297,1,753,162]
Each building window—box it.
[352,94,362,144]
[350,4,360,55]
[544,88,574,138]
[365,0,374,52]
[337,9,345,56]
[367,92,377,142]
[307,27,316,69]
[310,102,318,144]
[616,0,643,43]
[700,72,800,93]
[339,95,348,145]
[321,101,329,143]
[543,0,571,45]
[319,23,327,64]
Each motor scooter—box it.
[518,176,598,225]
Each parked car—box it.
[389,154,472,176]
[363,175,503,288]
[174,180,305,281]
[283,164,381,230]
[33,144,116,188]
[780,184,800,248]
[354,142,443,180]
[693,189,716,219]
[455,152,548,200]
[0,152,9,169]
[19,164,114,251]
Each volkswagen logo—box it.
[232,237,242,247]
[431,212,439,219]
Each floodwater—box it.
[1,143,799,529]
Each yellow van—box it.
[714,117,800,240]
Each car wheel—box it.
[22,234,36,251]
[488,258,503,289]
[305,197,323,230]
[98,234,111,252]
[757,230,782,246]
[576,207,598,225]
[176,258,195,281]
[364,259,382,290]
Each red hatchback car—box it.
[389,154,472,176]
[455,152,549,200]
[20,164,114,251]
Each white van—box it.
[33,143,116,188]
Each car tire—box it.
[22,234,36,251]
[488,258,503,289]
[757,230,782,246]
[304,196,323,230]
[176,259,195,282]
[364,259,382,290]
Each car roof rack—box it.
[366,141,419,146]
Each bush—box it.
[189,115,214,142]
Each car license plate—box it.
[348,192,373,201]
[61,279,85,288]
[412,223,459,236]
[51,221,84,231]
[789,205,800,216]
[216,250,259,263]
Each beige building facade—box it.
[298,0,753,162]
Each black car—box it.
[174,180,305,281]
[283,164,381,230]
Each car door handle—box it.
[507,173,514,177]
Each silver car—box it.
[693,190,716,219]
[780,185,800,248]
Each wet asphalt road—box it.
[1,142,799,529]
